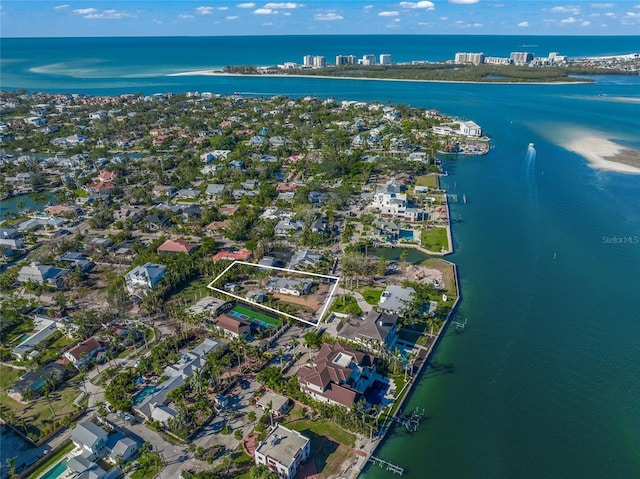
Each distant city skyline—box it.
[1,0,640,37]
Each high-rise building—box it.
[454,52,485,65]
[380,54,392,65]
[303,55,314,67]
[509,52,534,65]
[362,54,376,66]
[313,56,326,69]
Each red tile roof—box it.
[157,238,198,254]
[66,337,102,361]
[277,182,298,192]
[212,249,252,262]
[98,171,117,182]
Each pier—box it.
[369,456,404,475]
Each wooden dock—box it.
[369,456,404,475]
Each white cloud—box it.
[82,10,134,19]
[196,6,214,15]
[581,20,591,25]
[254,8,274,14]
[226,15,239,19]
[560,16,577,23]
[264,2,302,8]
[455,19,465,23]
[440,16,448,20]
[473,22,483,26]
[262,22,274,25]
[364,4,374,9]
[54,4,69,10]
[73,8,97,15]
[551,6,581,14]
[379,11,400,16]
[604,11,616,17]
[518,21,529,27]
[315,12,344,21]
[218,6,229,10]
[236,3,255,8]
[179,14,194,18]
[400,1,435,9]
[590,2,613,7]
[449,0,480,4]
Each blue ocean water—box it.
[2,36,640,478]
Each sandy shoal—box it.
[565,137,640,174]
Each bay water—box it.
[2,36,639,478]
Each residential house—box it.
[228,160,245,170]
[58,252,95,272]
[66,455,108,479]
[297,343,376,408]
[378,284,415,315]
[144,214,171,231]
[338,310,400,351]
[288,250,323,271]
[152,185,175,198]
[157,238,198,255]
[311,217,328,234]
[274,218,304,237]
[113,205,145,222]
[0,228,24,249]
[71,421,109,460]
[212,249,252,262]
[7,362,67,402]
[265,278,313,297]
[308,191,329,205]
[64,337,104,367]
[175,188,200,200]
[134,338,220,423]
[17,262,68,288]
[254,424,310,479]
[205,183,226,200]
[256,391,291,417]
[269,136,287,148]
[124,262,167,298]
[211,314,251,339]
[219,205,240,216]
[107,436,138,464]
[12,317,64,360]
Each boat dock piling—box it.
[369,456,404,475]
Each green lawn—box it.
[130,452,163,479]
[360,288,382,306]
[415,174,439,189]
[329,295,362,316]
[420,227,449,253]
[0,364,24,390]
[285,418,356,448]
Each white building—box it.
[312,56,326,69]
[124,262,166,298]
[380,53,392,65]
[361,54,376,66]
[455,52,484,65]
[255,424,310,479]
[459,120,482,137]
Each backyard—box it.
[420,227,449,253]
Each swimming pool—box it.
[39,459,67,479]
[133,385,156,405]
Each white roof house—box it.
[378,284,415,315]
[71,422,108,459]
[255,424,310,479]
[124,262,166,298]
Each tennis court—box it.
[229,304,281,328]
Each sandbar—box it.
[565,136,640,174]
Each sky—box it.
[1,0,640,37]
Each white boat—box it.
[529,142,535,148]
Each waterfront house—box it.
[296,343,376,408]
[378,284,415,315]
[338,310,400,351]
[71,421,109,460]
[124,262,167,298]
[266,277,313,297]
[254,424,310,479]
[66,455,108,479]
[459,120,482,137]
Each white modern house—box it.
[124,262,167,298]
[459,120,482,137]
[254,424,310,479]
[71,421,108,460]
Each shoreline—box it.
[167,70,592,86]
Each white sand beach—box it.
[565,136,640,174]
